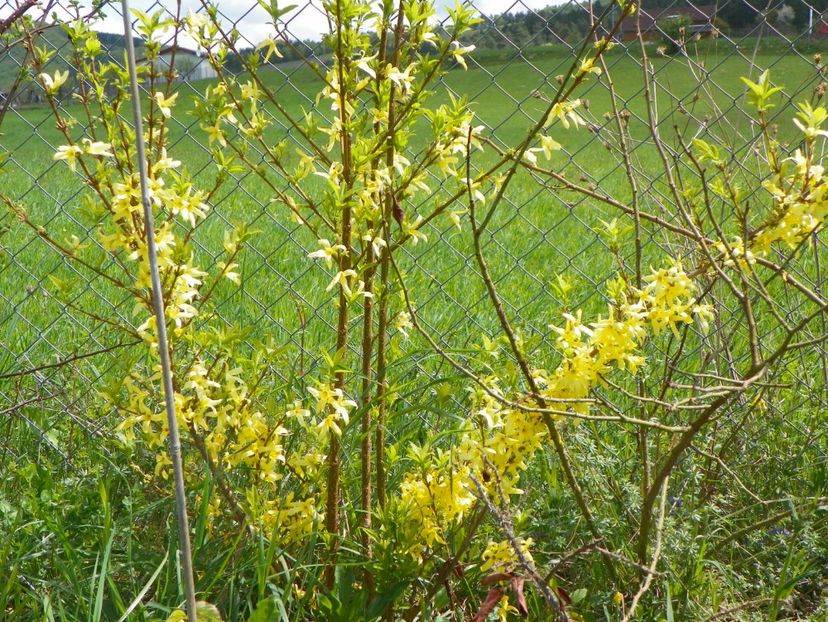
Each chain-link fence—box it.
[1,0,827,602]
[3,0,826,456]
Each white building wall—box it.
[152,52,215,82]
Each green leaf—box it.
[247,599,275,622]
[366,582,408,618]
[570,588,587,604]
[115,552,169,622]
[257,1,298,22]
[692,138,721,164]
[165,602,222,622]
[740,70,783,111]
[91,531,114,622]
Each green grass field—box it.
[1,44,824,366]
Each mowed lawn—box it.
[0,46,824,378]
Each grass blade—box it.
[116,551,169,622]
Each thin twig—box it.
[622,476,669,622]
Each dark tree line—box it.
[461,0,828,49]
[223,38,329,73]
[192,0,828,76]
[468,1,600,47]
[641,0,828,29]
[96,31,142,49]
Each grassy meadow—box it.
[1,43,825,364]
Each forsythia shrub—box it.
[6,0,827,619]
[27,16,323,542]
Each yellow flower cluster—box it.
[398,259,712,559]
[714,237,756,269]
[480,538,534,573]
[399,453,477,550]
[254,492,322,544]
[53,138,113,170]
[308,384,357,437]
[113,360,288,484]
[703,99,828,263]
[46,65,321,537]
[755,116,828,253]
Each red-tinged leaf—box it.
[452,563,465,578]
[557,586,572,605]
[481,572,513,586]
[392,196,404,227]
[472,587,505,622]
[510,576,529,617]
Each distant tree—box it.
[464,1,602,50]
[659,14,691,54]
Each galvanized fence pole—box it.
[120,2,198,620]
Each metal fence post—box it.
[120,2,198,620]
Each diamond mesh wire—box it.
[0,0,826,500]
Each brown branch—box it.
[0,0,40,36]
[0,340,141,380]
[469,472,567,622]
[622,476,669,622]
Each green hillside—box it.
[0,23,140,93]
